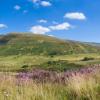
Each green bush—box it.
[22,64,29,68]
[39,60,83,72]
[81,57,94,61]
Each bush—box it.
[19,64,29,72]
[48,51,63,56]
[39,60,83,72]
[81,57,94,61]
[22,64,29,68]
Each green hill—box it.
[0,33,100,56]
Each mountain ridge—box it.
[0,33,100,56]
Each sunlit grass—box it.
[0,53,100,71]
[0,66,100,100]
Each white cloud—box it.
[30,25,50,34]
[0,24,7,29]
[64,12,86,20]
[29,22,72,34]
[40,1,52,7]
[14,5,21,10]
[50,22,71,30]
[38,19,47,23]
[31,0,52,7]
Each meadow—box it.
[0,53,100,72]
[0,53,100,100]
[0,65,100,100]
[0,34,100,100]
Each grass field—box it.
[0,53,100,72]
[0,66,99,100]
[0,54,100,100]
[0,52,100,100]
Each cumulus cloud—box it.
[29,22,72,34]
[0,24,7,29]
[50,22,71,30]
[40,1,52,7]
[14,5,21,10]
[64,12,86,20]
[31,0,52,7]
[30,25,50,34]
[38,19,47,23]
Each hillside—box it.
[0,33,100,56]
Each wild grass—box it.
[0,66,100,100]
[0,53,100,72]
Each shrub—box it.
[81,57,94,61]
[39,60,83,72]
[22,64,29,68]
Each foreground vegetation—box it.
[0,66,100,100]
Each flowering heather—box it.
[0,65,99,100]
[16,64,100,84]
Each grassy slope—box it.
[0,33,100,71]
[0,33,100,56]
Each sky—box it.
[0,0,100,42]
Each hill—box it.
[0,33,100,56]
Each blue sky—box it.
[0,0,100,42]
